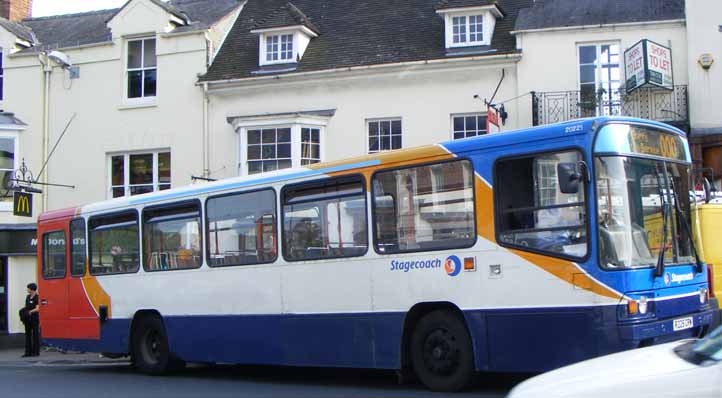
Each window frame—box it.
[42,230,67,280]
[451,113,488,140]
[370,157,478,255]
[281,174,369,262]
[69,218,87,278]
[0,133,18,211]
[108,150,171,199]
[88,210,141,276]
[366,118,403,154]
[204,187,279,268]
[444,11,491,48]
[260,32,296,66]
[577,42,622,117]
[142,199,204,272]
[245,126,293,175]
[125,37,157,101]
[492,147,591,262]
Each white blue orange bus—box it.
[37,116,716,391]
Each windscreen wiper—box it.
[668,177,704,274]
[655,166,669,277]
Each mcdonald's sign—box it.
[13,191,32,217]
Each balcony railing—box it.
[532,85,689,129]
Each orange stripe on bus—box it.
[474,175,620,300]
[81,275,111,318]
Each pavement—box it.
[0,346,129,366]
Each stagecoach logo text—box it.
[389,255,461,277]
[664,272,694,286]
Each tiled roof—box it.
[22,9,115,52]
[0,17,34,43]
[15,0,243,54]
[201,0,533,82]
[252,2,321,35]
[514,0,685,32]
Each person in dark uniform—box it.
[23,283,40,357]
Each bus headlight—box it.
[619,294,655,321]
[638,296,648,315]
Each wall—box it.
[686,0,722,134]
[207,59,520,179]
[3,3,210,213]
[515,21,688,127]
[7,255,34,334]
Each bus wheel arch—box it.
[129,309,184,374]
[401,302,475,392]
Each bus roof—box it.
[43,116,685,219]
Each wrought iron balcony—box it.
[531,85,689,130]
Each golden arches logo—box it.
[13,192,32,217]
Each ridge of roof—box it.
[252,2,321,34]
[23,8,119,22]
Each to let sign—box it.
[13,191,32,217]
[624,39,674,93]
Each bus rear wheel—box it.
[410,310,474,392]
[132,315,184,375]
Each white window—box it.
[0,135,17,207]
[109,151,170,198]
[452,14,484,45]
[301,127,320,165]
[264,34,294,63]
[247,127,292,174]
[126,38,157,100]
[452,114,487,139]
[368,119,402,153]
[578,43,621,117]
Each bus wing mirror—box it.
[558,162,583,194]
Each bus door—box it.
[67,218,99,339]
[38,218,70,339]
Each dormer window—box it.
[251,2,320,67]
[435,1,504,49]
[266,33,294,62]
[452,14,484,44]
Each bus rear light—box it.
[700,287,708,304]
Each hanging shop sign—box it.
[624,39,674,93]
[13,191,32,218]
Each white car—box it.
[507,326,722,398]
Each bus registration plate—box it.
[673,317,693,331]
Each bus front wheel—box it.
[410,310,475,392]
[132,315,184,375]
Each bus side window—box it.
[372,159,476,254]
[70,219,87,277]
[143,202,202,271]
[206,189,277,267]
[495,150,588,258]
[282,176,368,261]
[88,212,140,275]
[42,231,67,279]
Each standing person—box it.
[23,283,40,357]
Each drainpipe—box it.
[39,53,51,213]
[202,82,210,178]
